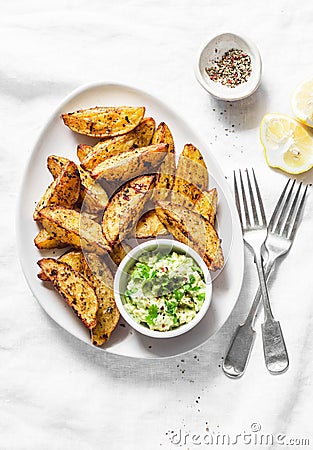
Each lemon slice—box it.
[291,78,313,128]
[260,113,313,174]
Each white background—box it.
[2,0,313,449]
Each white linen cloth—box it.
[1,0,313,448]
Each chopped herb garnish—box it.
[174,289,184,301]
[146,304,158,326]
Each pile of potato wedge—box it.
[34,105,224,346]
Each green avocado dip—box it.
[123,251,206,331]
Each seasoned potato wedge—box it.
[77,144,93,163]
[174,143,208,192]
[34,228,67,250]
[194,188,218,226]
[110,242,132,267]
[33,159,80,220]
[155,201,224,271]
[91,143,168,182]
[82,117,155,172]
[136,210,168,239]
[82,254,120,346]
[80,211,102,224]
[47,155,70,179]
[58,249,86,272]
[62,106,145,138]
[102,175,156,245]
[38,258,98,329]
[171,178,203,208]
[151,122,176,201]
[39,249,87,282]
[77,165,108,213]
[38,207,110,255]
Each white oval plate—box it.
[17,82,244,359]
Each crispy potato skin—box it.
[171,178,203,208]
[102,175,156,245]
[151,122,176,201]
[136,210,168,239]
[91,143,167,182]
[37,207,110,255]
[82,254,120,346]
[77,165,108,213]
[38,258,98,329]
[77,144,93,163]
[47,155,70,179]
[173,143,209,193]
[155,201,224,271]
[33,159,80,220]
[109,242,132,267]
[58,249,86,272]
[62,106,145,138]
[34,229,67,250]
[194,188,218,226]
[82,117,155,172]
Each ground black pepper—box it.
[206,48,252,88]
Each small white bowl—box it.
[114,239,212,339]
[195,32,262,101]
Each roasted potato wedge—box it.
[194,188,218,226]
[37,207,110,255]
[82,254,120,346]
[80,211,102,224]
[34,229,67,250]
[155,201,224,271]
[174,143,208,192]
[38,258,98,329]
[102,175,156,245]
[82,117,155,172]
[77,165,108,213]
[110,242,132,267]
[39,249,86,281]
[91,143,168,182]
[136,210,168,239]
[47,155,70,179]
[58,249,86,272]
[33,159,80,220]
[62,106,145,138]
[171,178,203,209]
[77,144,93,163]
[151,122,176,201]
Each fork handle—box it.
[223,261,274,378]
[262,319,289,374]
[223,322,256,377]
[254,255,289,374]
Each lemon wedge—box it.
[260,113,313,174]
[291,78,313,128]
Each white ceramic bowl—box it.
[195,32,262,101]
[114,239,212,339]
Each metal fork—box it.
[230,169,290,375]
[223,179,307,377]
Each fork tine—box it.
[288,184,308,241]
[233,171,243,228]
[268,179,291,232]
[239,169,251,228]
[252,168,267,226]
[281,183,302,238]
[275,180,296,235]
[246,169,259,226]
